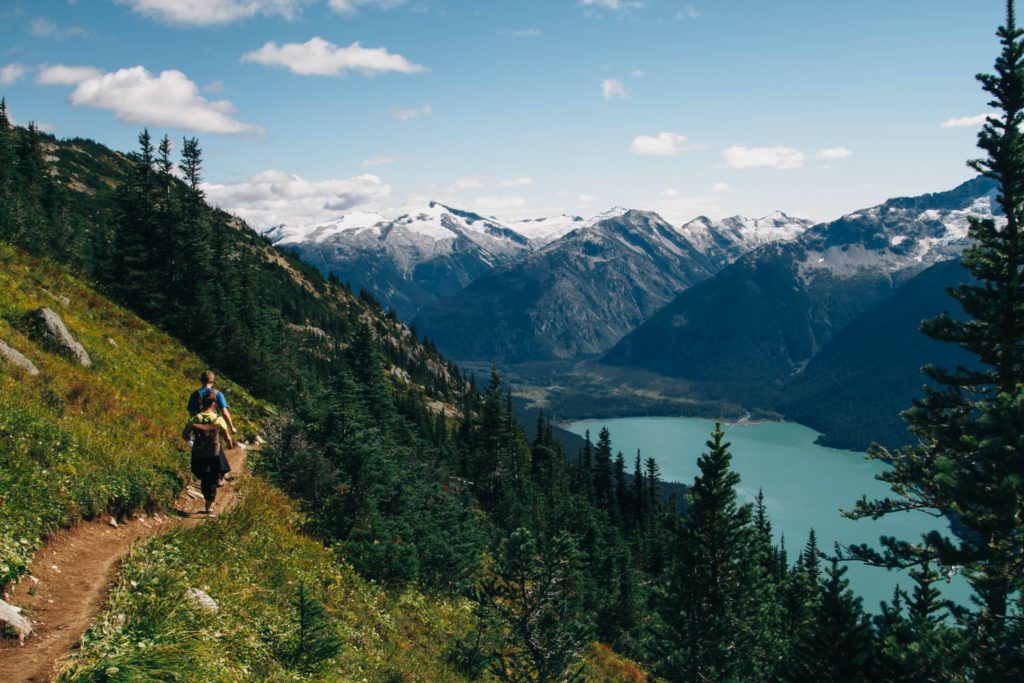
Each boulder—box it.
[32,307,91,368]
[186,588,219,614]
[0,599,32,644]
[0,341,40,376]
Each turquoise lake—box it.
[565,416,969,611]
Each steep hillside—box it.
[0,241,266,588]
[779,258,975,449]
[0,121,468,413]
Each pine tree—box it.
[846,4,1024,675]
[660,423,774,681]
[481,528,592,682]
[786,556,875,683]
[288,583,342,673]
[592,427,614,514]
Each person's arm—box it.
[216,392,237,434]
[221,407,237,435]
[218,418,235,450]
[181,419,193,441]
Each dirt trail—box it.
[0,445,250,683]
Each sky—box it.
[0,0,1008,229]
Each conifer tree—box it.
[846,4,1024,675]
[661,423,774,681]
[288,583,342,673]
[592,427,614,514]
[482,528,592,682]
[786,557,875,683]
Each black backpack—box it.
[191,422,220,459]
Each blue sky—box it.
[0,0,1007,228]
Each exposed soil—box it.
[0,445,250,683]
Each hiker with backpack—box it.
[182,390,234,517]
[187,370,235,484]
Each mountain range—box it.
[603,176,999,436]
[262,175,998,449]
[264,200,815,327]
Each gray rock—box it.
[0,341,40,376]
[0,599,32,644]
[32,307,91,368]
[186,588,219,614]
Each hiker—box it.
[182,391,234,517]
[187,370,235,484]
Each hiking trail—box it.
[0,444,251,683]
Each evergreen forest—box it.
[1,3,1023,681]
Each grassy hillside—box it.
[0,241,268,587]
[56,478,477,682]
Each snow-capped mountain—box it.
[507,214,585,245]
[678,211,814,268]
[266,200,826,330]
[263,202,532,319]
[604,176,1000,398]
[413,208,723,363]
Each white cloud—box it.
[499,176,534,187]
[661,188,679,198]
[466,194,528,218]
[578,193,595,206]
[68,66,262,134]
[579,0,642,11]
[499,28,542,38]
[630,68,645,77]
[37,64,104,85]
[0,63,28,85]
[816,147,852,160]
[118,0,308,26]
[362,156,402,167]
[711,182,730,193]
[602,78,627,100]
[203,169,391,228]
[29,17,90,39]
[630,131,703,156]
[721,145,805,170]
[448,176,485,192]
[328,0,406,16]
[391,103,431,120]
[941,113,992,128]
[242,37,427,76]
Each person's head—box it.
[200,391,218,412]
[200,370,216,386]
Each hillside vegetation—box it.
[0,240,266,587]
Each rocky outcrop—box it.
[0,341,40,376]
[31,307,91,368]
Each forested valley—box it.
[2,4,1023,681]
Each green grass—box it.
[57,478,476,682]
[0,242,270,587]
